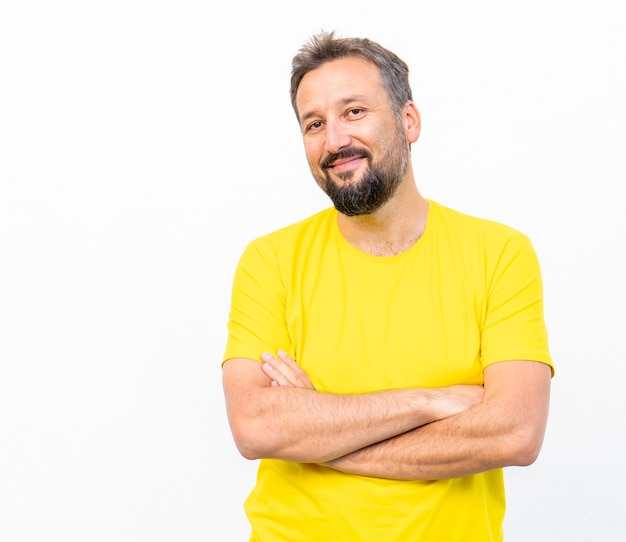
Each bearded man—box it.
[221,30,554,542]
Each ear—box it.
[403,101,421,144]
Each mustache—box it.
[322,147,372,169]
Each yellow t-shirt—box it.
[223,201,553,542]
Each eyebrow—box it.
[299,95,370,125]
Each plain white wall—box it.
[1,1,624,540]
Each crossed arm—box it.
[222,350,551,480]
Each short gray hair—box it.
[290,30,413,118]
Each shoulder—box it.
[239,207,336,263]
[430,200,530,246]
[428,201,540,278]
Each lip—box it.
[326,155,364,171]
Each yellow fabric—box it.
[224,201,553,542]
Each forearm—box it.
[223,356,482,463]
[229,380,454,463]
[325,361,552,480]
[325,403,513,479]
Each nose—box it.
[325,119,351,154]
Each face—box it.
[295,57,412,216]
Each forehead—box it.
[295,57,386,119]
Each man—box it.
[222,30,553,541]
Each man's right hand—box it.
[261,349,315,390]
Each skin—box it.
[222,56,552,479]
[262,351,551,480]
[223,353,484,463]
[296,57,427,256]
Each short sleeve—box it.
[222,237,292,365]
[480,232,554,375]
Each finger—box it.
[261,352,297,387]
[263,350,300,378]
[277,350,315,390]
[277,349,299,369]
[261,362,289,386]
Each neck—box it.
[336,177,429,257]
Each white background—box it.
[1,1,624,540]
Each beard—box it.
[314,130,409,217]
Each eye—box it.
[304,120,324,134]
[347,108,366,118]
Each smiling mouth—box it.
[322,148,371,170]
[327,156,364,171]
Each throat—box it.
[336,188,430,256]
[354,234,422,257]
[338,212,428,256]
